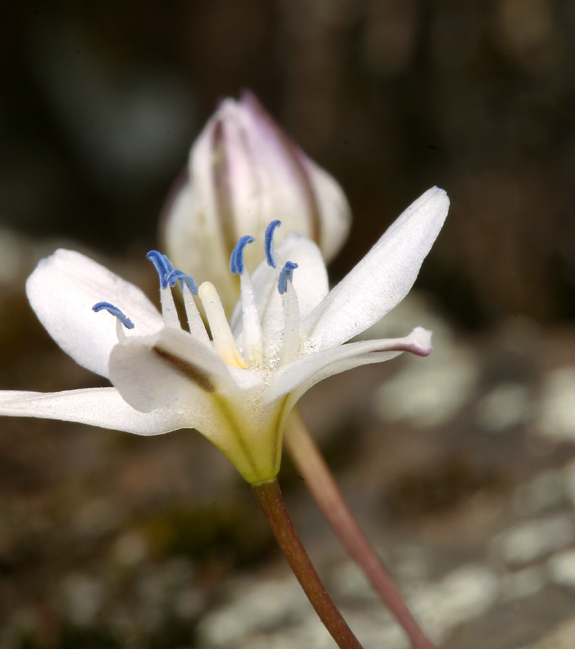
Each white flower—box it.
[162,90,351,312]
[0,188,449,484]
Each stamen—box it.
[162,254,175,277]
[229,235,263,363]
[239,270,263,366]
[147,250,170,289]
[92,302,134,329]
[276,263,301,364]
[166,269,198,295]
[278,261,298,295]
[198,282,248,369]
[230,235,255,275]
[279,279,301,365]
[265,220,281,268]
[166,269,211,348]
[146,251,180,328]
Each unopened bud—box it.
[161,90,351,312]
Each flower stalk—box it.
[252,477,364,649]
[285,408,435,649]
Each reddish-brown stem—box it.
[285,408,435,649]
[252,478,364,649]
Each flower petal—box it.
[0,388,188,435]
[109,328,274,483]
[163,92,350,316]
[109,327,235,410]
[296,154,351,262]
[238,91,326,249]
[26,250,165,378]
[164,159,241,312]
[265,328,432,405]
[303,188,449,351]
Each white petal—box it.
[239,91,351,264]
[163,145,240,313]
[299,155,351,262]
[26,249,164,378]
[163,92,349,316]
[108,328,273,482]
[303,188,449,351]
[109,327,236,415]
[220,102,262,241]
[265,328,432,405]
[0,388,187,435]
[239,92,322,250]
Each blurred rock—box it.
[513,469,568,517]
[112,530,149,568]
[517,618,575,649]
[73,497,124,537]
[61,573,104,627]
[536,367,575,441]
[371,295,479,428]
[501,566,546,601]
[477,382,531,433]
[563,459,575,510]
[547,549,575,589]
[196,576,305,647]
[491,515,575,567]
[409,564,499,644]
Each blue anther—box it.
[265,220,281,268]
[162,254,175,277]
[166,269,199,295]
[92,302,135,329]
[230,235,255,275]
[147,250,170,289]
[278,261,298,295]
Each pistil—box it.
[198,281,247,368]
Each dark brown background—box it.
[2,0,575,327]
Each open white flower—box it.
[162,90,351,312]
[0,188,448,484]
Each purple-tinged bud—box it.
[161,90,351,313]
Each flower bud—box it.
[161,90,351,313]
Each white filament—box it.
[279,281,301,365]
[160,286,181,329]
[239,269,263,365]
[115,318,126,341]
[181,284,211,348]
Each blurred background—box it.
[1,1,575,648]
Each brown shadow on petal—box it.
[152,346,215,393]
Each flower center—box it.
[91,222,303,371]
